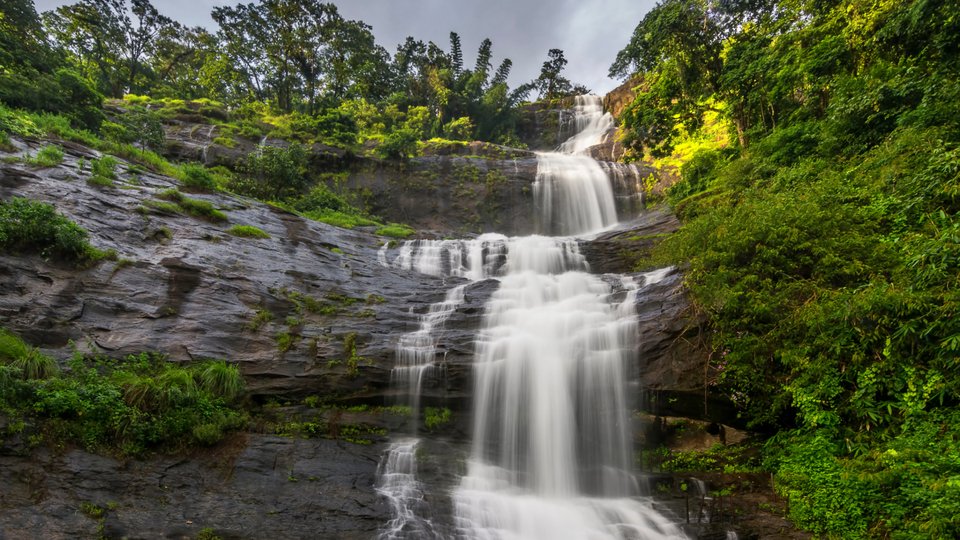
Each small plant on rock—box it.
[26,144,64,167]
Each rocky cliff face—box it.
[0,112,731,535]
[603,76,643,120]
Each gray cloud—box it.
[34,0,655,93]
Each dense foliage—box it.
[0,329,246,456]
[1,0,585,150]
[0,197,113,262]
[614,0,960,535]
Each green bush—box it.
[377,128,418,160]
[234,143,309,200]
[0,197,104,261]
[291,183,350,214]
[2,349,249,456]
[443,116,475,141]
[91,155,118,179]
[424,407,452,431]
[227,225,269,239]
[26,144,64,168]
[668,148,727,204]
[178,163,217,192]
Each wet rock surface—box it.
[0,434,389,539]
[340,154,542,236]
[0,132,752,537]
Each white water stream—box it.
[378,95,685,539]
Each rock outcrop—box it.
[603,76,643,120]
[0,434,389,539]
[0,125,735,535]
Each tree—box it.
[449,32,463,77]
[43,0,174,97]
[124,0,173,94]
[535,49,572,100]
[238,143,309,200]
[213,1,392,112]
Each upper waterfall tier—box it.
[534,95,621,236]
[557,95,616,155]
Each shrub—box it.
[291,183,349,214]
[443,116,475,141]
[227,225,269,239]
[18,352,249,455]
[178,163,217,192]
[0,197,103,261]
[91,155,118,179]
[0,329,59,380]
[377,128,418,160]
[26,144,64,168]
[424,407,452,431]
[194,360,244,403]
[0,329,31,363]
[234,143,309,200]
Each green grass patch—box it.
[157,189,227,222]
[227,225,269,239]
[26,144,64,168]
[212,136,236,148]
[177,163,217,192]
[375,223,415,238]
[303,209,378,229]
[87,175,114,187]
[0,131,13,151]
[247,309,273,331]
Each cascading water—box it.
[378,95,684,539]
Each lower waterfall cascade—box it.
[376,95,686,539]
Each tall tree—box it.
[449,32,463,77]
[535,48,572,100]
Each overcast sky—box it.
[34,0,655,94]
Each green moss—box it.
[275,332,296,353]
[247,309,273,331]
[156,189,227,222]
[303,209,378,229]
[227,225,269,239]
[375,223,415,238]
[424,407,452,431]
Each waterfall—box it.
[534,95,619,236]
[378,95,684,539]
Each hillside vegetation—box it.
[613,0,960,536]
